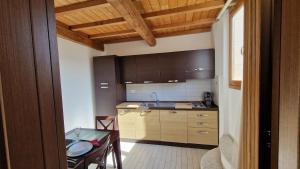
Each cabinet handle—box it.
[100,82,109,85]
[197,114,209,117]
[125,81,133,84]
[144,81,153,84]
[197,122,208,126]
[170,111,177,114]
[168,80,179,83]
[140,110,151,116]
[119,109,130,115]
[100,86,108,89]
[197,131,209,134]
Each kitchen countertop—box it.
[116,101,219,111]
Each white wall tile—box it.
[126,79,212,101]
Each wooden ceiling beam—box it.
[100,27,211,44]
[56,21,104,51]
[56,0,109,15]
[89,18,215,39]
[106,0,156,46]
[70,0,224,31]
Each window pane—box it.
[231,6,244,81]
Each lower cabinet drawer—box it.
[136,121,161,141]
[188,119,218,129]
[161,122,187,143]
[118,121,136,139]
[188,128,218,145]
[160,110,187,123]
[188,111,218,121]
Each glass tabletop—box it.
[65,128,109,142]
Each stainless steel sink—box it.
[142,102,175,108]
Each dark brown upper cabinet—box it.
[184,49,215,79]
[119,49,215,84]
[158,52,187,83]
[136,54,161,83]
[120,56,137,84]
[93,56,126,116]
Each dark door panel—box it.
[136,55,161,83]
[185,70,215,80]
[137,71,161,83]
[160,70,186,83]
[120,56,137,84]
[0,0,67,168]
[185,50,215,72]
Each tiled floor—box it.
[104,142,208,169]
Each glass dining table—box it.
[65,128,122,169]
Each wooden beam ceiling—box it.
[70,0,224,31]
[56,21,104,51]
[55,0,109,15]
[107,0,156,46]
[89,18,216,39]
[99,27,211,44]
[153,18,215,32]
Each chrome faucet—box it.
[151,92,159,104]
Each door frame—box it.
[240,0,300,168]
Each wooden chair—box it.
[67,135,111,169]
[95,116,117,168]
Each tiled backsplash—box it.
[126,80,212,101]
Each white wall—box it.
[126,80,212,101]
[105,32,213,56]
[212,11,242,169]
[57,37,105,132]
[212,11,230,138]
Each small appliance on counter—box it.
[203,92,214,107]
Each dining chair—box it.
[95,116,117,168]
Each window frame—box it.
[229,2,244,90]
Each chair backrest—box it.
[95,116,116,131]
[86,135,111,169]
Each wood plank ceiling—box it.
[55,0,225,51]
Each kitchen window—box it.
[229,4,244,90]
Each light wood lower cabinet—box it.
[136,110,161,140]
[118,109,138,139]
[160,110,187,143]
[188,128,218,145]
[160,110,188,123]
[136,121,161,140]
[117,109,218,145]
[161,122,187,143]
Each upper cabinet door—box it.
[136,55,161,83]
[94,56,116,84]
[184,50,215,79]
[120,56,137,84]
[159,52,187,83]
